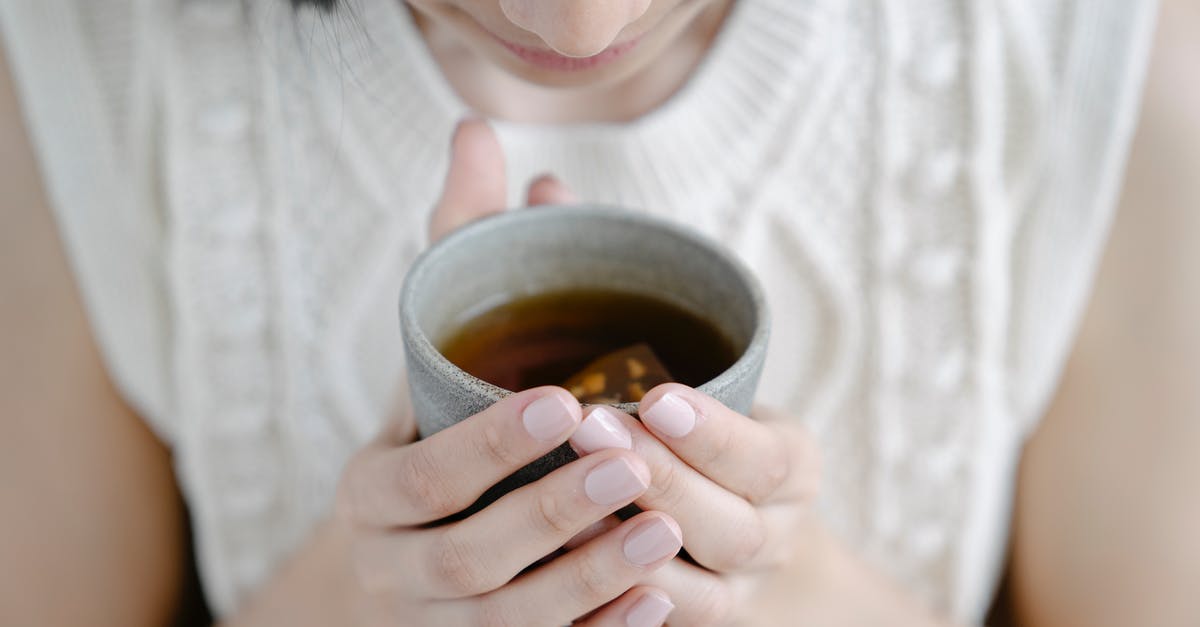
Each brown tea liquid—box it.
[439,289,739,393]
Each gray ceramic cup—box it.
[399,205,769,514]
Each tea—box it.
[440,289,739,394]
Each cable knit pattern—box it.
[0,0,1156,622]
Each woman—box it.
[1,0,1195,625]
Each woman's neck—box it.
[412,2,734,124]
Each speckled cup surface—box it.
[400,205,769,510]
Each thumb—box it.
[525,173,578,206]
[428,118,507,243]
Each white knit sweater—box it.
[0,0,1156,622]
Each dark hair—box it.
[292,0,339,9]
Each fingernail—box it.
[522,394,577,441]
[530,172,558,187]
[585,458,649,506]
[572,407,633,454]
[540,174,578,200]
[623,517,682,566]
[625,591,674,627]
[641,393,696,438]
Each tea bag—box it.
[563,343,674,403]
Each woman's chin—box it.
[484,49,654,90]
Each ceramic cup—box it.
[399,205,769,512]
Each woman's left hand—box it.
[567,383,823,625]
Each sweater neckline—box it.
[355,0,830,200]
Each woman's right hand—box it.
[334,386,681,626]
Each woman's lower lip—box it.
[495,36,641,72]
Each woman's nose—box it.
[498,0,652,57]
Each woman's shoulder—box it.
[1,39,184,625]
[0,0,175,437]
[990,0,1159,430]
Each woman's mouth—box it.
[493,35,642,72]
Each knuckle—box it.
[700,424,739,468]
[475,596,520,627]
[430,530,494,597]
[400,445,461,519]
[530,490,578,537]
[691,578,733,626]
[712,514,766,572]
[645,459,686,510]
[349,537,392,594]
[745,442,790,504]
[338,450,401,526]
[565,550,613,607]
[476,422,524,469]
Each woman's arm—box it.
[1008,1,1200,624]
[0,45,185,625]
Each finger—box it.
[573,406,769,573]
[525,173,578,206]
[565,515,622,550]
[409,449,651,599]
[575,586,674,627]
[434,512,682,627]
[428,117,507,243]
[338,387,581,527]
[639,558,735,627]
[639,383,816,505]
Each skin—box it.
[1006,1,1200,624]
[0,49,184,625]
[2,0,1198,625]
[406,0,735,122]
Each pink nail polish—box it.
[522,394,576,441]
[585,458,649,506]
[623,517,682,566]
[625,591,674,627]
[641,392,696,438]
[572,407,633,453]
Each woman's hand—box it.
[332,386,680,626]
[568,385,956,626]
[428,116,576,242]
[567,384,820,625]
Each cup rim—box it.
[399,204,770,413]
